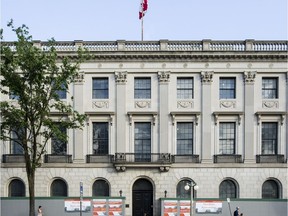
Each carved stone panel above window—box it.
[177,101,194,109]
[135,101,151,109]
[92,101,109,109]
[220,100,236,109]
[262,101,279,109]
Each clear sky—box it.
[1,0,287,41]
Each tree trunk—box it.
[27,168,36,216]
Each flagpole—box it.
[139,0,147,41]
[141,0,144,41]
[141,16,144,41]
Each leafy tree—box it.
[0,21,87,216]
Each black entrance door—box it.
[133,179,153,216]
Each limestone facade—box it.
[1,40,287,216]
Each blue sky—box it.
[1,0,287,41]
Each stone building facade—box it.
[1,40,288,216]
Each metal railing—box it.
[172,154,200,163]
[44,154,72,163]
[86,154,114,163]
[2,154,25,163]
[256,154,285,163]
[213,154,243,163]
[114,153,172,163]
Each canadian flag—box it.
[139,0,148,19]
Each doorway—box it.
[132,179,153,216]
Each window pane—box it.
[176,180,196,199]
[219,123,235,154]
[262,123,277,154]
[51,123,67,155]
[51,179,67,197]
[93,123,109,154]
[134,78,151,99]
[93,78,109,99]
[177,122,193,154]
[219,180,237,198]
[220,78,236,99]
[56,89,66,99]
[177,78,193,99]
[262,180,279,199]
[262,78,278,99]
[11,130,24,154]
[9,179,25,197]
[9,91,20,100]
[134,123,151,161]
[93,180,109,196]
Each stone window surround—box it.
[85,112,114,155]
[213,112,244,156]
[170,112,200,156]
[256,112,286,156]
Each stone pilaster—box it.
[201,71,213,163]
[158,71,170,153]
[286,72,288,163]
[115,71,127,152]
[243,71,257,163]
[73,72,85,163]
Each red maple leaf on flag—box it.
[139,0,148,19]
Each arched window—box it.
[92,179,109,196]
[51,179,68,197]
[262,180,280,199]
[219,179,238,198]
[9,179,25,197]
[176,179,197,199]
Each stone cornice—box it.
[57,52,287,62]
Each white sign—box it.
[64,199,91,212]
[195,200,222,214]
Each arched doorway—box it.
[132,178,153,216]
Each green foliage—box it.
[1,20,89,216]
[0,20,87,166]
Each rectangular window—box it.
[93,122,109,154]
[10,130,24,154]
[134,78,151,99]
[219,78,236,99]
[176,122,193,154]
[262,122,278,154]
[92,78,109,99]
[51,123,67,155]
[55,83,67,99]
[134,122,151,161]
[9,91,19,100]
[262,78,278,99]
[219,122,236,154]
[177,78,194,99]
